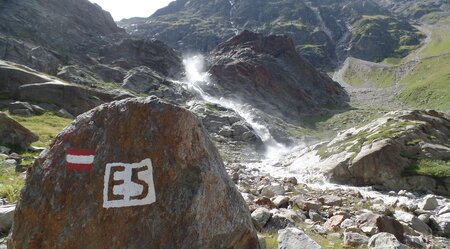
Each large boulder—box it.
[0,60,49,99]
[0,112,38,149]
[8,97,259,249]
[207,31,349,122]
[300,110,450,197]
[17,82,132,115]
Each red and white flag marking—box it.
[65,149,96,171]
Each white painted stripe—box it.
[66,154,95,164]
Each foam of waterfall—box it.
[179,55,289,159]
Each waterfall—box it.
[179,55,289,159]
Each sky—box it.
[89,0,175,21]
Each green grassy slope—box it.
[399,53,450,110]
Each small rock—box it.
[312,225,327,235]
[417,214,430,224]
[345,226,362,233]
[309,210,324,223]
[261,184,285,198]
[266,213,294,231]
[56,108,74,119]
[368,232,407,249]
[343,232,369,247]
[291,196,322,211]
[283,177,297,185]
[318,196,343,206]
[255,197,276,209]
[340,219,356,229]
[273,196,289,208]
[324,215,346,231]
[361,226,378,236]
[371,203,391,215]
[252,207,272,229]
[231,172,239,183]
[0,205,15,233]
[419,195,439,210]
[404,235,427,249]
[277,227,322,249]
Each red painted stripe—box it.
[65,163,94,171]
[66,149,96,156]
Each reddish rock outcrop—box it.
[8,97,259,249]
[207,30,348,121]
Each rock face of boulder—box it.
[0,112,38,149]
[207,31,349,121]
[8,97,259,249]
[0,60,133,116]
[308,110,450,196]
[17,82,130,115]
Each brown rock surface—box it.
[207,30,349,121]
[8,97,259,249]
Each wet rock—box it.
[8,97,259,249]
[343,232,369,247]
[277,227,322,249]
[0,112,38,149]
[0,205,15,233]
[438,205,450,216]
[419,195,439,210]
[252,207,272,229]
[368,232,407,249]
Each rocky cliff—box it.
[0,0,183,84]
[119,0,425,69]
[206,31,349,121]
